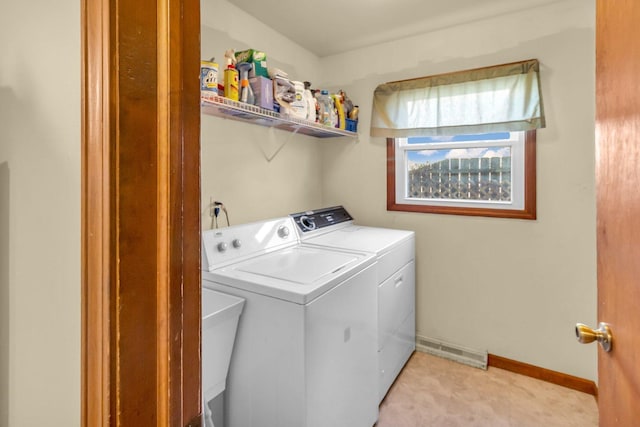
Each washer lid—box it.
[206,245,375,304]
[237,246,357,284]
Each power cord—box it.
[210,200,230,229]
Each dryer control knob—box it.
[232,239,242,249]
[217,242,228,252]
[278,226,290,239]
[299,215,316,231]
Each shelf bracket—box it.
[259,127,297,162]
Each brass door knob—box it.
[575,322,612,352]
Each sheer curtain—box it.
[371,59,545,138]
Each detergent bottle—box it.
[289,81,308,120]
[303,82,317,122]
[332,93,346,129]
[224,64,239,101]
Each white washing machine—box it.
[201,216,379,427]
[290,206,415,402]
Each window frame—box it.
[386,130,537,219]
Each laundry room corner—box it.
[318,0,597,382]
[200,0,330,226]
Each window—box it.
[372,59,544,219]
[387,130,536,219]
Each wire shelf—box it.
[201,94,358,139]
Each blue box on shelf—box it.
[249,76,274,111]
[345,119,358,132]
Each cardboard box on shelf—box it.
[249,76,274,111]
[234,49,269,78]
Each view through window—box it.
[388,130,536,219]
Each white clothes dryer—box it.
[202,216,379,427]
[290,206,416,402]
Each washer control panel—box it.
[290,206,353,233]
[202,217,297,271]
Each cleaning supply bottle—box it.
[236,62,255,104]
[240,79,255,105]
[289,81,308,120]
[303,82,318,122]
[224,64,239,101]
[317,90,334,127]
[349,105,359,120]
[332,93,346,130]
[340,90,353,119]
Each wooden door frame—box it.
[81,0,201,425]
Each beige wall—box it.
[0,0,81,425]
[200,0,326,226]
[320,0,597,381]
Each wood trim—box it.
[386,137,397,214]
[522,130,537,219]
[156,0,202,423]
[81,0,113,424]
[179,0,203,423]
[488,354,598,397]
[387,130,537,219]
[81,0,201,425]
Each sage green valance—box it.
[370,59,545,138]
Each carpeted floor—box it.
[376,352,598,427]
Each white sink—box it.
[202,288,244,426]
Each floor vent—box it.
[416,335,488,370]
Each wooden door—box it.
[596,0,640,424]
[81,0,201,425]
